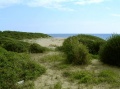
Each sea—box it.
[48,34,113,40]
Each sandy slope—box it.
[24,37,65,49]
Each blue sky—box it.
[0,0,120,33]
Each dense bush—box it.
[0,31,51,40]
[0,37,48,53]
[63,36,91,65]
[0,47,46,89]
[29,43,47,53]
[0,37,30,53]
[99,35,120,67]
[76,34,106,54]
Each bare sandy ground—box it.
[24,37,65,49]
[31,52,119,89]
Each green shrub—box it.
[71,71,93,83]
[3,41,29,53]
[17,80,34,89]
[63,70,120,85]
[0,37,48,53]
[29,43,47,53]
[98,70,119,83]
[53,82,62,89]
[0,47,46,89]
[0,31,51,40]
[55,46,64,51]
[0,37,30,53]
[99,35,120,67]
[76,34,106,54]
[63,36,91,65]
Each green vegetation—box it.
[40,52,65,63]
[0,37,48,53]
[60,34,106,65]
[99,34,120,67]
[63,70,120,85]
[39,52,71,70]
[29,43,48,53]
[17,81,34,89]
[76,34,106,54]
[62,36,91,65]
[1,31,120,88]
[53,82,62,89]
[0,31,51,40]
[0,37,30,53]
[58,34,106,55]
[98,70,119,83]
[0,47,46,89]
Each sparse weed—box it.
[53,82,62,89]
[40,52,66,63]
[62,69,120,86]
[98,70,119,83]
[55,63,70,70]
[17,80,34,89]
[71,71,94,84]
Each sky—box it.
[0,0,120,34]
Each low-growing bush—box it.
[0,37,48,53]
[0,31,51,40]
[17,80,34,89]
[29,43,47,53]
[0,37,30,53]
[0,47,46,89]
[63,36,91,65]
[72,71,93,83]
[55,46,64,51]
[53,82,62,89]
[99,35,120,67]
[98,70,119,83]
[76,34,106,54]
[63,70,120,85]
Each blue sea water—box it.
[49,34,112,40]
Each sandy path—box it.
[31,52,79,89]
[29,38,120,89]
[29,38,80,89]
[31,52,114,89]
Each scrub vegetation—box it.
[0,47,46,89]
[0,31,50,40]
[0,31,50,89]
[99,34,120,67]
[1,31,120,89]
[0,37,48,53]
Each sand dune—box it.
[24,37,65,48]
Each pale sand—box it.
[24,37,65,48]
